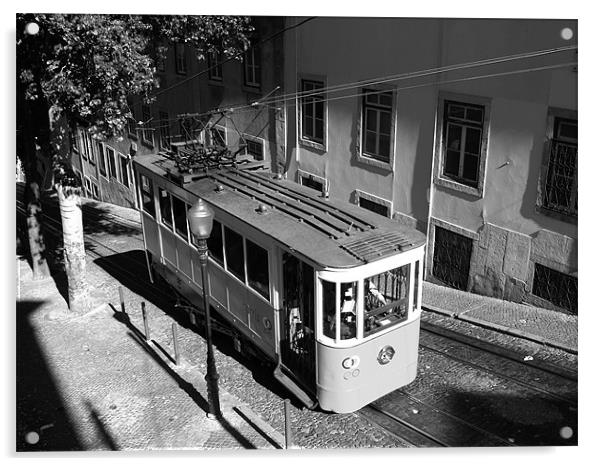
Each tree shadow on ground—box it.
[81,202,141,237]
[16,300,83,451]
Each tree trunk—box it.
[18,93,50,280]
[56,184,89,313]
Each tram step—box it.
[273,365,316,409]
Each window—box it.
[300,79,325,146]
[127,114,138,139]
[140,174,155,218]
[532,263,577,314]
[355,190,391,217]
[106,147,117,179]
[246,239,269,300]
[241,136,264,161]
[339,282,357,340]
[364,265,410,336]
[175,43,187,74]
[359,197,388,217]
[300,175,324,193]
[91,181,100,200]
[141,105,153,146]
[159,188,172,228]
[442,101,485,187]
[172,196,189,240]
[435,94,490,196]
[156,45,166,72]
[119,154,130,187]
[539,113,577,219]
[208,52,223,81]
[69,127,79,153]
[224,226,245,281]
[322,280,336,339]
[243,46,261,88]
[78,128,88,160]
[207,220,224,266]
[159,111,170,151]
[210,127,226,147]
[98,142,107,177]
[84,176,92,196]
[432,225,473,291]
[361,89,394,163]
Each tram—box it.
[133,152,426,413]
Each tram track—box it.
[418,333,576,407]
[17,187,577,447]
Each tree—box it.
[16,13,253,313]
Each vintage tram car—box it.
[133,153,426,413]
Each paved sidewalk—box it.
[16,256,285,451]
[422,282,578,354]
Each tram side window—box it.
[207,221,224,266]
[364,264,410,336]
[340,282,357,340]
[322,280,336,339]
[224,226,245,281]
[246,239,270,300]
[172,197,189,240]
[140,175,155,217]
[159,188,173,228]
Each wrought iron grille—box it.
[542,140,577,216]
[532,263,578,314]
[432,226,473,290]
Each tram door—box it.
[280,252,316,392]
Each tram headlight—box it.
[342,356,360,370]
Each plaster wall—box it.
[285,17,578,310]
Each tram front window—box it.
[364,264,410,336]
[339,282,357,340]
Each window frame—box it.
[297,169,329,196]
[240,134,265,161]
[434,92,491,198]
[356,87,396,170]
[118,152,131,188]
[97,142,108,179]
[242,46,261,89]
[536,107,577,223]
[298,76,327,151]
[354,189,392,218]
[175,42,187,75]
[106,146,118,180]
[208,51,223,82]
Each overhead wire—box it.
[142,60,577,134]
[137,44,577,131]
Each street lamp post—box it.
[187,198,221,419]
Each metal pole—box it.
[198,239,221,419]
[284,399,293,449]
[172,323,180,366]
[141,302,151,341]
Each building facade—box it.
[282,17,577,314]
[70,17,286,209]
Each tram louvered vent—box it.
[339,231,414,263]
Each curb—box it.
[422,305,578,355]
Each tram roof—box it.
[134,154,426,269]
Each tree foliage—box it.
[17,13,253,152]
